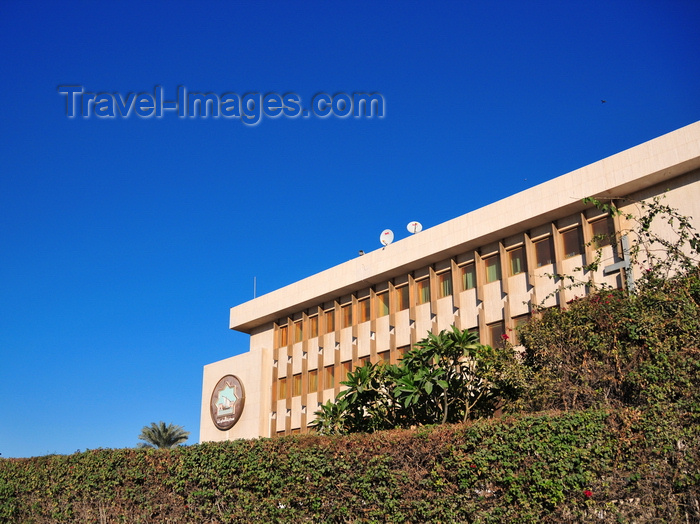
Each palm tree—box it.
[137,421,190,449]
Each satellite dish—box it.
[380,229,394,246]
[407,221,423,234]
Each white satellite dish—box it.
[407,221,423,234]
[380,229,394,246]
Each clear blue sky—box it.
[1,1,698,457]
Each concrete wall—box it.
[200,344,273,441]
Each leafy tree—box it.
[312,361,399,434]
[397,326,521,424]
[138,421,190,449]
[311,326,525,434]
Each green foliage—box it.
[137,421,190,449]
[1,408,697,522]
[311,326,525,434]
[0,448,186,523]
[517,269,700,414]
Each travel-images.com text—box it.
[58,86,385,125]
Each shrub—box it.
[516,269,700,414]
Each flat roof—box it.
[231,121,700,333]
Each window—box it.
[278,325,288,347]
[591,217,613,248]
[308,315,319,338]
[293,321,303,343]
[561,227,582,258]
[534,237,554,268]
[341,361,352,379]
[378,350,390,363]
[308,369,318,393]
[437,271,452,298]
[484,255,501,283]
[513,314,530,344]
[324,309,335,332]
[508,247,526,276]
[278,377,287,400]
[323,365,335,389]
[396,285,410,311]
[341,303,353,328]
[376,292,390,317]
[359,298,370,323]
[513,314,530,329]
[292,374,302,396]
[397,345,410,359]
[416,279,430,304]
[488,322,505,347]
[358,355,370,366]
[461,262,476,290]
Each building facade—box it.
[201,121,700,442]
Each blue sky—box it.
[1,1,698,457]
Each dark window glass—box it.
[396,285,410,311]
[534,237,554,268]
[562,227,583,258]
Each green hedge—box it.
[516,271,700,415]
[2,407,698,523]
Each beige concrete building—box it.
[201,121,700,442]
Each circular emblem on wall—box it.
[210,375,245,431]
